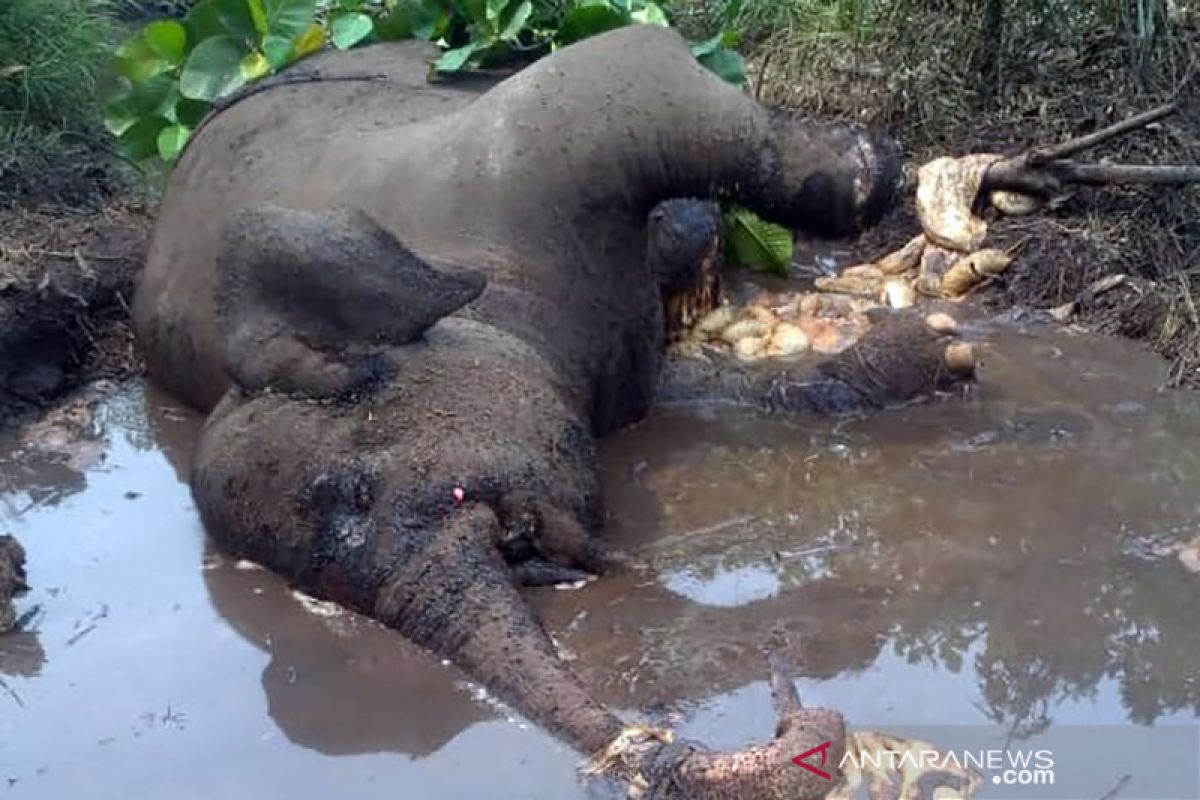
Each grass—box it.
[0,0,125,205]
[729,0,1200,383]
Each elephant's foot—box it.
[661,308,975,416]
[582,651,845,800]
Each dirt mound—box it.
[0,203,150,424]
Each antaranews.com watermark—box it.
[791,725,1199,798]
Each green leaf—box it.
[698,46,746,86]
[143,21,188,65]
[557,3,629,46]
[114,30,173,83]
[174,98,212,127]
[157,124,192,162]
[330,12,374,49]
[240,50,271,80]
[262,0,318,41]
[247,0,269,35]
[724,208,793,276]
[435,42,479,72]
[104,76,176,136]
[183,2,227,50]
[690,32,722,58]
[498,0,533,41]
[179,35,252,101]
[485,0,509,25]
[722,0,743,25]
[631,2,668,26]
[215,0,260,44]
[262,34,295,69]
[376,0,447,41]
[118,115,171,161]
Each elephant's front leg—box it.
[659,310,977,415]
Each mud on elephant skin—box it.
[145,25,975,800]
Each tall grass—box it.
[0,0,122,203]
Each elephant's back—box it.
[134,42,494,411]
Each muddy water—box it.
[3,321,1200,799]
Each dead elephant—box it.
[134,26,973,799]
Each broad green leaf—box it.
[631,2,668,26]
[485,0,509,25]
[330,12,374,49]
[557,4,629,46]
[724,208,793,276]
[247,0,269,36]
[699,46,746,86]
[262,0,318,41]
[143,21,188,65]
[157,124,192,162]
[292,24,326,58]
[215,0,259,44]
[262,34,295,69]
[453,0,488,26]
[722,0,743,25]
[240,50,272,80]
[180,35,252,100]
[103,75,175,135]
[183,2,226,50]
[114,30,173,83]
[380,0,448,40]
[690,32,722,58]
[174,97,212,127]
[498,0,533,41]
[118,115,171,161]
[436,42,479,72]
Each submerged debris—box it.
[0,534,29,634]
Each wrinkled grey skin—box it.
[137,26,969,800]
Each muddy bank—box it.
[0,204,150,425]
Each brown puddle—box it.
[3,321,1200,798]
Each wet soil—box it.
[0,204,150,425]
[2,320,1199,798]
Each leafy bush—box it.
[107,0,746,165]
[0,0,122,201]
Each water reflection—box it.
[543,324,1200,738]
[1,322,1198,800]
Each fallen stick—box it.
[981,102,1200,197]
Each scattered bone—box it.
[944,342,978,377]
[734,336,767,361]
[765,323,810,357]
[881,278,916,309]
[990,189,1042,216]
[814,271,883,297]
[924,312,959,335]
[941,248,1013,297]
[1179,536,1200,574]
[831,730,983,800]
[916,154,1004,251]
[877,234,927,275]
[695,304,736,336]
[721,318,772,346]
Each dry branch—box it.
[980,103,1200,199]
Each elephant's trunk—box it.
[373,504,848,800]
[373,503,625,755]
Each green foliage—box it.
[109,0,746,165]
[723,207,793,276]
[1,0,121,198]
[105,0,329,162]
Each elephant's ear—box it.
[215,206,485,399]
